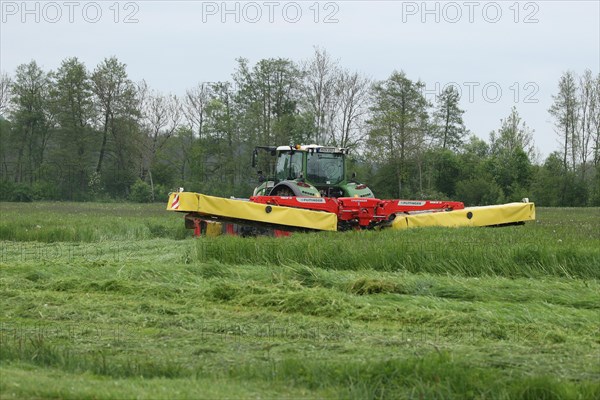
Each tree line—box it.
[0,49,598,206]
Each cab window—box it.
[276,151,303,181]
[307,152,344,184]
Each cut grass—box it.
[0,203,599,399]
[0,364,333,400]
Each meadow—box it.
[0,202,599,399]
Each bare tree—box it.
[332,70,371,149]
[577,69,597,178]
[183,82,212,139]
[593,73,600,167]
[138,84,181,197]
[301,47,340,144]
[0,71,12,118]
[549,71,579,170]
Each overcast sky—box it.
[1,0,599,158]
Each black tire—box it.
[269,184,298,197]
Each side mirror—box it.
[257,171,265,183]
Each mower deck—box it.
[167,192,536,235]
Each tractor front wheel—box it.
[270,186,294,197]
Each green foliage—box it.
[531,152,590,206]
[9,61,52,183]
[31,181,61,201]
[0,181,33,202]
[589,165,600,206]
[49,57,96,182]
[490,106,536,160]
[129,179,153,203]
[0,58,598,206]
[151,184,169,203]
[531,153,564,206]
[367,70,430,198]
[425,149,462,197]
[12,183,34,202]
[365,162,398,199]
[455,176,503,206]
[487,147,533,201]
[432,85,467,151]
[91,57,140,194]
[150,161,177,188]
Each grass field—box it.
[0,202,599,399]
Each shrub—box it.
[129,179,153,203]
[32,181,60,201]
[455,177,503,206]
[153,184,170,203]
[0,181,34,202]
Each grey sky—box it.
[1,0,599,159]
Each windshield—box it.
[307,152,344,185]
[275,151,303,181]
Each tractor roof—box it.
[275,144,349,154]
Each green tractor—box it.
[252,144,374,198]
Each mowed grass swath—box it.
[1,203,599,399]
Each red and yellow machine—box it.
[167,144,535,236]
[167,191,535,237]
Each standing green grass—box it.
[0,202,188,242]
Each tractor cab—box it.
[252,144,374,198]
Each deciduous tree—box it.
[91,57,137,176]
[137,81,181,198]
[333,70,371,149]
[0,71,12,118]
[50,57,95,195]
[11,61,52,182]
[549,71,579,170]
[367,71,430,197]
[301,47,339,144]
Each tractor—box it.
[251,144,374,198]
[166,144,536,235]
